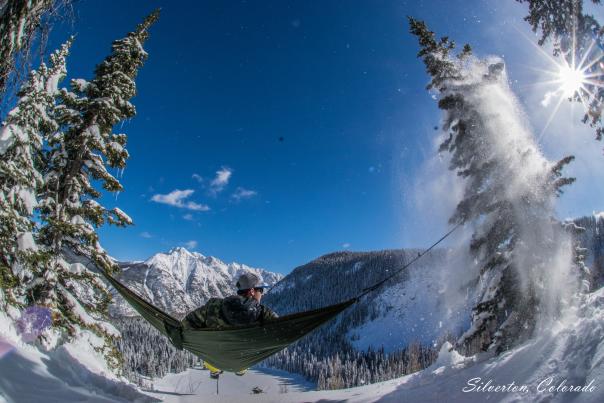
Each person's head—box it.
[236,272,268,302]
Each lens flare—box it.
[16,306,52,343]
[0,338,15,359]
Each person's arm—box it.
[260,304,279,322]
[182,305,208,330]
[166,304,210,350]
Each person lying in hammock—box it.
[165,272,278,351]
[183,272,278,329]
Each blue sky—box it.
[46,0,604,274]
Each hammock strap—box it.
[99,266,180,330]
[357,222,462,298]
[266,223,462,301]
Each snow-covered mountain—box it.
[110,247,282,317]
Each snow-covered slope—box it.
[265,248,473,353]
[0,304,154,403]
[144,366,314,401]
[303,288,604,402]
[110,247,282,317]
[143,287,604,402]
[346,249,474,352]
[4,286,604,402]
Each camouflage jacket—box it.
[182,295,278,330]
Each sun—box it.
[558,64,587,97]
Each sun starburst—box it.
[515,22,604,143]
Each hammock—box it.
[100,224,461,372]
[102,271,355,372]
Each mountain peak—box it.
[164,246,205,258]
[168,246,190,254]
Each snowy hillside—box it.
[266,248,472,352]
[0,306,154,403]
[3,278,604,402]
[261,248,476,388]
[137,287,604,402]
[110,247,283,317]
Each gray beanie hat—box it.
[236,272,268,290]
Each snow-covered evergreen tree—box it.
[409,18,578,354]
[0,0,71,98]
[0,40,70,308]
[30,11,158,368]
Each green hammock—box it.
[102,270,355,372]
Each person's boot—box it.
[205,362,223,378]
[235,369,247,376]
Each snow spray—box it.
[457,56,580,325]
[418,54,582,344]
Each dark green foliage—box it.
[38,11,160,271]
[0,41,69,307]
[35,11,157,362]
[264,340,440,390]
[408,17,471,91]
[0,0,52,97]
[517,0,600,51]
[549,155,576,195]
[0,263,18,290]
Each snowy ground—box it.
[145,288,604,403]
[2,288,604,402]
[0,305,152,403]
[142,366,314,402]
[0,341,153,403]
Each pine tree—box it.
[409,18,577,354]
[563,219,592,292]
[32,11,159,367]
[0,40,71,306]
[0,0,72,99]
[516,0,604,142]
